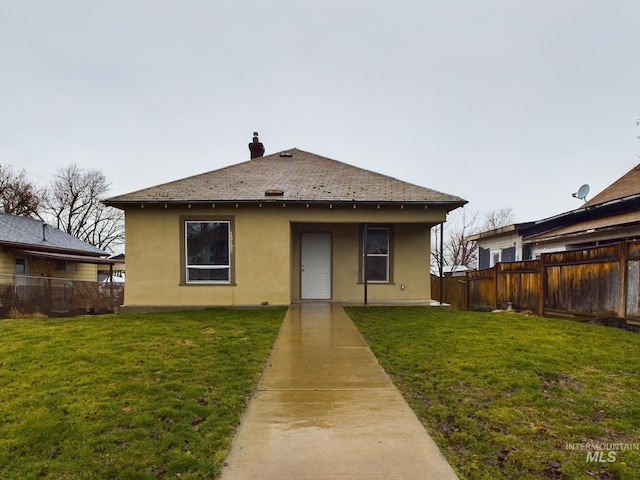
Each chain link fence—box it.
[0,274,124,317]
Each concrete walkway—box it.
[219,303,459,480]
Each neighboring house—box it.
[98,253,126,283]
[470,163,640,269]
[105,147,466,310]
[0,213,115,282]
[0,213,124,316]
[443,265,470,277]
[469,222,536,269]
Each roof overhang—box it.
[523,210,640,245]
[1,239,107,257]
[104,199,467,211]
[13,249,123,265]
[467,224,518,242]
[467,222,536,242]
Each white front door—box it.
[301,233,332,299]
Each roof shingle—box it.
[0,213,108,256]
[105,149,466,206]
[584,163,640,207]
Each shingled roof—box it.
[583,163,640,207]
[0,213,108,256]
[105,149,467,208]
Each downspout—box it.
[363,223,368,305]
[439,222,444,305]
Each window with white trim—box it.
[363,227,390,283]
[185,221,231,283]
[490,250,501,267]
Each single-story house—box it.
[105,145,466,310]
[470,163,640,269]
[468,222,536,268]
[0,212,122,315]
[98,253,126,283]
[0,212,116,282]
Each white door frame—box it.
[300,232,332,300]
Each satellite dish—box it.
[572,184,590,201]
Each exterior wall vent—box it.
[265,189,285,197]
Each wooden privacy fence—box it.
[431,275,467,310]
[432,240,640,322]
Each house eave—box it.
[533,194,640,226]
[467,222,536,242]
[467,224,518,242]
[523,219,640,246]
[1,240,109,259]
[104,198,468,210]
[12,249,122,265]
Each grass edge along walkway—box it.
[0,308,286,480]
[346,306,640,480]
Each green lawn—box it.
[346,307,640,480]
[3,306,639,479]
[0,308,285,479]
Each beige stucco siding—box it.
[123,207,183,306]
[291,222,430,303]
[123,206,293,307]
[233,208,291,305]
[122,203,446,308]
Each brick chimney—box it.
[249,131,265,159]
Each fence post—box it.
[618,242,628,319]
[493,265,498,310]
[465,271,469,310]
[538,254,545,317]
[439,222,444,305]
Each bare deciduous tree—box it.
[481,206,515,231]
[432,206,516,274]
[44,164,124,253]
[431,208,479,274]
[0,164,43,217]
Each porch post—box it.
[363,223,368,305]
[439,222,444,305]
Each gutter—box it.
[12,249,122,265]
[1,241,108,258]
[103,199,468,210]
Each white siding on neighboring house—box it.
[528,244,567,259]
[476,231,524,268]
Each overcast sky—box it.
[2,0,639,229]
